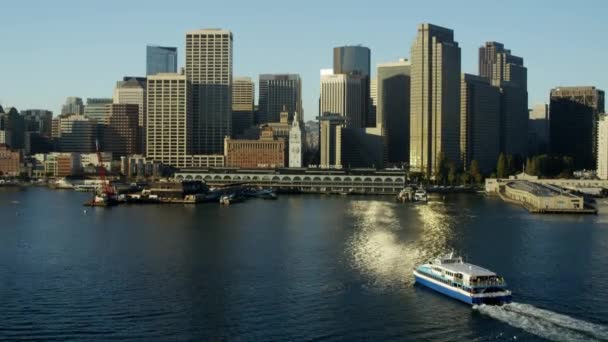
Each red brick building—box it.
[224,126,286,168]
[0,144,22,176]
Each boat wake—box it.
[474,302,608,342]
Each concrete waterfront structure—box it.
[528,103,550,155]
[289,112,304,168]
[479,42,528,157]
[320,70,365,129]
[185,28,233,154]
[550,86,605,170]
[460,74,501,172]
[598,115,608,180]
[377,59,411,165]
[146,73,192,168]
[103,104,140,156]
[113,77,147,153]
[146,45,178,76]
[21,109,53,137]
[224,126,286,168]
[0,144,22,176]
[232,76,255,137]
[84,98,113,122]
[258,74,302,124]
[500,181,588,214]
[409,23,461,175]
[61,97,84,115]
[333,45,372,127]
[174,168,406,195]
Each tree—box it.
[496,153,506,178]
[448,162,457,185]
[434,152,449,184]
[461,171,471,185]
[506,154,515,176]
[470,160,482,184]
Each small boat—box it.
[414,189,428,202]
[413,253,512,305]
[219,193,245,205]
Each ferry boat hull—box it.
[413,270,512,305]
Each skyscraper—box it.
[113,77,147,153]
[333,46,371,127]
[232,77,255,137]
[0,107,25,149]
[377,59,411,165]
[146,73,192,168]
[479,41,528,157]
[57,114,97,153]
[146,45,178,76]
[21,109,53,137]
[185,29,233,154]
[320,70,365,129]
[597,115,608,180]
[409,23,461,175]
[103,104,140,156]
[319,114,345,168]
[84,98,113,122]
[550,86,605,169]
[528,103,550,155]
[61,97,84,115]
[460,74,501,172]
[258,74,302,124]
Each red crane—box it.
[96,140,114,196]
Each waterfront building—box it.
[289,112,304,168]
[185,28,233,154]
[174,168,407,195]
[40,153,79,177]
[113,77,147,153]
[550,86,605,169]
[258,74,302,124]
[333,45,372,127]
[58,114,97,153]
[409,23,461,175]
[84,98,113,123]
[598,115,608,180]
[377,59,411,165]
[61,97,84,115]
[528,103,550,155]
[120,155,171,179]
[460,74,501,172]
[103,104,140,156]
[0,107,25,149]
[146,73,192,168]
[232,77,255,137]
[146,45,178,76]
[479,42,528,157]
[21,109,53,137]
[0,144,22,176]
[320,70,365,129]
[224,126,286,168]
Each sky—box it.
[1,0,607,121]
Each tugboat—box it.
[413,253,512,305]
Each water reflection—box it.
[345,199,458,290]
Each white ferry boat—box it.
[413,253,512,305]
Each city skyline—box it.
[1,1,606,119]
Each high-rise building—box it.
[21,109,53,137]
[146,45,178,76]
[377,59,411,165]
[146,73,192,168]
[58,114,97,153]
[0,107,25,149]
[528,103,550,155]
[460,74,501,172]
[258,74,302,124]
[597,115,608,180]
[333,46,371,127]
[103,104,140,156]
[232,77,255,137]
[113,77,147,154]
[370,77,377,127]
[550,86,605,169]
[319,114,345,168]
[479,41,528,157]
[84,98,113,122]
[289,112,304,168]
[185,28,233,154]
[320,70,365,129]
[61,97,84,115]
[409,23,461,175]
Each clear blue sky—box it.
[1,0,606,120]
